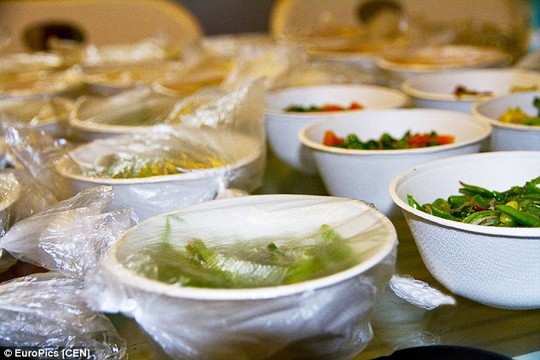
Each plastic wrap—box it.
[84,195,398,360]
[371,275,456,349]
[0,168,60,274]
[55,125,265,220]
[0,96,74,139]
[0,185,138,277]
[71,79,265,138]
[218,42,377,91]
[0,271,126,358]
[0,66,83,99]
[220,43,308,91]
[49,36,184,68]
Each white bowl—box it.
[265,84,409,175]
[402,68,540,113]
[299,109,492,217]
[389,151,540,309]
[85,194,397,359]
[55,129,263,220]
[472,91,540,151]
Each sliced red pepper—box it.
[320,104,345,112]
[348,102,364,110]
[323,130,344,146]
[434,134,455,145]
[407,134,431,148]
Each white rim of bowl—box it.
[471,94,540,133]
[388,151,540,238]
[70,115,160,135]
[265,84,408,117]
[104,194,398,300]
[299,109,492,156]
[402,69,540,102]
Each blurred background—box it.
[172,0,275,35]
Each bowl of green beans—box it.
[389,151,540,309]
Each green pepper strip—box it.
[495,205,540,227]
[459,181,503,200]
[407,194,423,210]
[448,195,467,207]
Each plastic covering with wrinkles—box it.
[84,195,398,360]
[56,124,265,221]
[0,272,126,359]
[0,186,138,277]
[0,184,134,357]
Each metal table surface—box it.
[116,152,540,360]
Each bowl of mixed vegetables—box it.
[265,84,408,175]
[389,151,540,309]
[84,194,397,359]
[472,91,540,151]
[401,68,540,113]
[299,108,491,217]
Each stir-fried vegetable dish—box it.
[285,102,363,112]
[498,96,540,126]
[408,176,540,227]
[124,224,356,288]
[322,130,454,149]
[86,153,224,179]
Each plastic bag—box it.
[0,271,126,358]
[84,195,398,360]
[0,185,138,277]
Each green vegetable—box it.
[124,224,357,288]
[496,205,540,227]
[408,176,540,227]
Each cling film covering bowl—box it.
[84,194,398,360]
[55,127,265,221]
